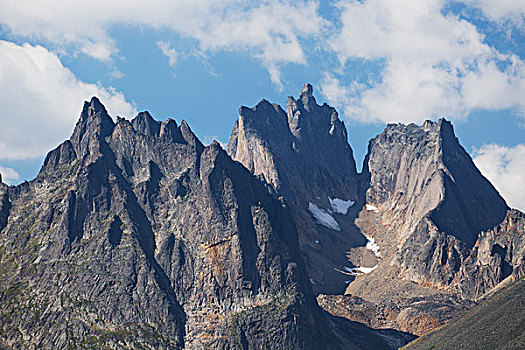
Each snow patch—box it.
[365,237,381,258]
[365,204,379,213]
[344,265,378,275]
[308,202,341,231]
[329,197,355,215]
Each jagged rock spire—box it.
[70,97,115,159]
[228,84,360,294]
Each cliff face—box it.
[364,119,508,248]
[0,98,351,349]
[228,84,362,294]
[339,119,525,335]
[358,119,518,295]
[227,85,525,337]
[2,86,524,346]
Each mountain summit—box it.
[0,97,409,349]
[1,86,524,348]
[229,85,525,336]
[228,84,361,294]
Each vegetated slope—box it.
[402,277,525,350]
[0,97,410,349]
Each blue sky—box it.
[0,0,524,209]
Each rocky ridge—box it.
[229,85,525,336]
[228,84,364,294]
[1,85,524,347]
[0,97,411,349]
[403,276,525,350]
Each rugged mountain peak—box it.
[179,119,204,150]
[342,118,513,315]
[70,96,115,159]
[299,83,315,108]
[301,82,313,96]
[132,111,160,137]
[131,111,187,144]
[3,97,407,350]
[229,85,358,194]
[228,85,360,293]
[285,84,348,150]
[365,118,508,248]
[77,96,114,135]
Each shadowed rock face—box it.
[0,97,407,350]
[228,84,363,294]
[364,119,508,249]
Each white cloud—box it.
[0,40,136,160]
[473,143,525,211]
[322,0,525,124]
[157,41,178,68]
[462,0,525,25]
[0,165,20,184]
[109,70,125,80]
[267,64,284,92]
[462,60,525,113]
[0,0,326,87]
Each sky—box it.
[0,0,524,210]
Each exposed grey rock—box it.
[3,85,524,347]
[227,84,363,294]
[342,118,525,335]
[227,86,525,337]
[360,119,515,293]
[364,119,507,249]
[0,182,9,233]
[0,97,405,349]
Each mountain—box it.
[227,84,362,294]
[2,85,523,348]
[336,119,525,335]
[0,97,412,349]
[229,85,525,336]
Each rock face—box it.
[227,84,363,294]
[340,119,525,335]
[364,119,508,250]
[0,97,409,350]
[227,85,525,337]
[2,86,524,347]
[351,119,521,295]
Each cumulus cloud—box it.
[473,143,525,211]
[0,40,136,160]
[462,0,525,25]
[0,0,326,87]
[0,165,20,184]
[321,0,525,124]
